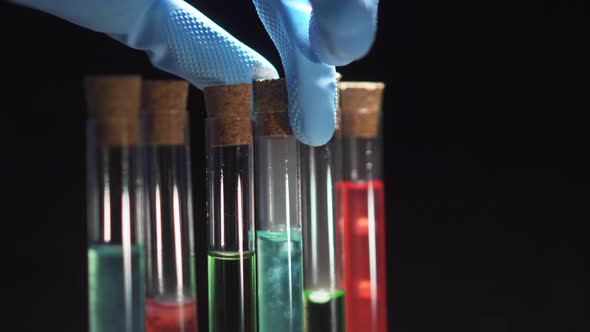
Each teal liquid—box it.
[257,229,304,332]
[304,289,345,332]
[208,251,256,332]
[88,244,145,332]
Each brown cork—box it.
[84,75,142,146]
[206,117,251,146]
[142,80,189,145]
[340,81,385,138]
[253,79,292,137]
[204,83,251,118]
[203,83,252,146]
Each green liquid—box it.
[257,229,303,332]
[208,251,256,332]
[304,289,345,332]
[88,244,145,332]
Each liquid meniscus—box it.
[304,289,345,332]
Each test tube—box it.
[85,75,145,332]
[142,80,198,332]
[253,79,304,332]
[300,76,345,332]
[203,84,256,332]
[338,82,387,332]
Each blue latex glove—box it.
[12,0,378,146]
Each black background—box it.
[1,1,588,331]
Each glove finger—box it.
[309,0,379,66]
[254,0,336,146]
[120,0,279,89]
[15,0,279,89]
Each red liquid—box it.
[337,180,387,332]
[145,299,198,332]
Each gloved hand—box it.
[12,0,378,146]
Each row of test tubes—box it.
[85,75,386,332]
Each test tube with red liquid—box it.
[338,82,387,332]
[142,80,198,332]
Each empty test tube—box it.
[142,80,198,332]
[85,75,145,332]
[203,84,257,332]
[338,82,387,332]
[253,79,304,332]
[301,75,345,332]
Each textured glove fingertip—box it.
[293,108,335,146]
[288,69,337,147]
[308,0,378,65]
[253,0,337,146]
[309,15,354,66]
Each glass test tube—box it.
[85,75,145,332]
[338,82,387,332]
[301,78,345,332]
[142,80,198,332]
[253,79,304,332]
[203,84,256,332]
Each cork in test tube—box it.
[300,75,345,332]
[142,80,198,332]
[204,84,257,332]
[253,79,304,332]
[338,82,387,332]
[85,75,146,332]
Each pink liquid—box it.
[145,299,198,332]
[337,180,388,332]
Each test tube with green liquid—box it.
[300,75,345,332]
[203,83,257,332]
[253,79,304,332]
[85,75,145,332]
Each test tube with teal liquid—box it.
[85,75,145,332]
[253,79,304,332]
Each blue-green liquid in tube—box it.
[257,229,303,332]
[88,244,145,332]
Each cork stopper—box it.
[141,80,189,145]
[84,75,142,146]
[253,79,292,136]
[204,83,251,118]
[340,82,385,138]
[203,83,252,146]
